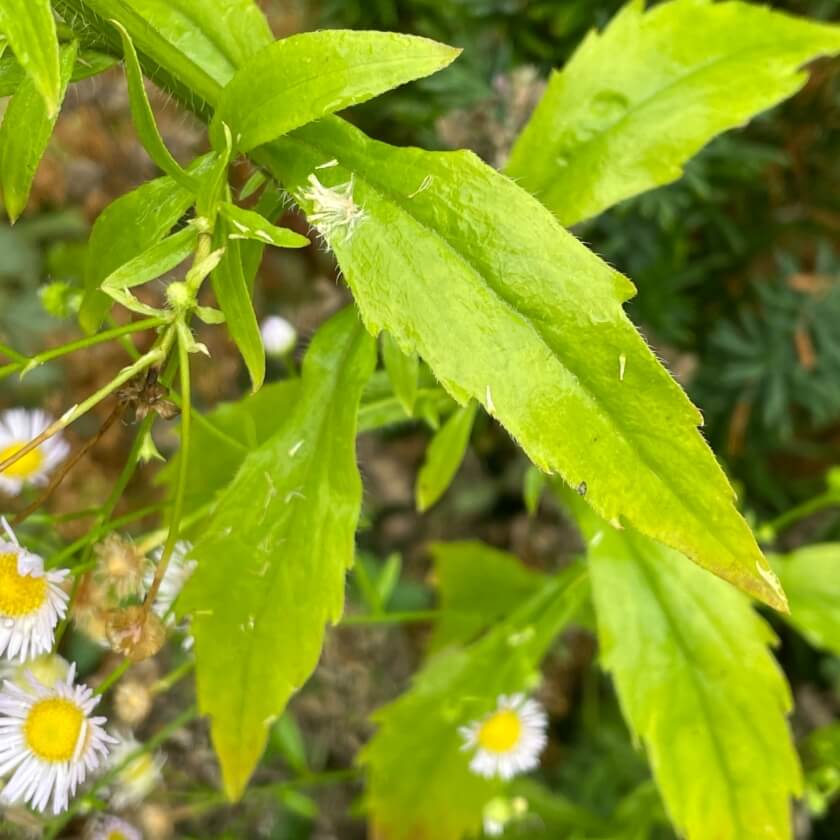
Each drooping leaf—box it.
[416,401,478,512]
[100,224,196,293]
[361,566,587,840]
[211,216,265,391]
[211,30,460,152]
[506,0,840,226]
[112,20,195,190]
[261,116,786,610]
[429,541,547,652]
[220,202,310,249]
[771,544,840,657]
[0,0,61,115]
[0,42,76,222]
[381,331,419,416]
[179,307,376,799]
[80,162,209,332]
[568,493,801,840]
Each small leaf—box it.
[80,157,212,333]
[381,331,419,415]
[0,0,61,115]
[523,466,547,516]
[416,402,477,512]
[101,225,197,293]
[197,133,232,222]
[220,202,310,249]
[772,544,840,657]
[429,541,547,652]
[0,47,115,97]
[263,116,786,610]
[112,20,195,191]
[507,0,840,225]
[179,308,376,799]
[0,41,76,222]
[211,217,265,392]
[362,566,586,840]
[567,491,801,840]
[212,30,460,152]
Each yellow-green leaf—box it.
[507,0,840,226]
[179,307,376,799]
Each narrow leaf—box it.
[112,20,195,191]
[429,541,546,652]
[0,42,76,222]
[416,402,477,512]
[0,0,61,114]
[101,225,196,292]
[180,307,376,799]
[0,48,115,97]
[220,202,310,249]
[211,217,265,391]
[80,168,200,333]
[262,117,786,609]
[507,0,840,225]
[381,331,419,415]
[361,567,587,840]
[570,493,801,840]
[212,30,460,152]
[772,544,840,657]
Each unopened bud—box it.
[165,281,191,310]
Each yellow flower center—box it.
[108,833,128,840]
[0,442,44,480]
[24,698,84,763]
[0,552,47,617]
[477,709,523,754]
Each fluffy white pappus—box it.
[260,315,297,357]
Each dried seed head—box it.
[94,534,146,601]
[298,173,365,243]
[105,607,166,662]
[72,573,111,645]
[114,678,154,728]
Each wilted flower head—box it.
[94,534,146,602]
[114,677,154,729]
[260,315,297,357]
[459,694,547,780]
[105,606,166,663]
[0,664,116,814]
[0,409,69,496]
[0,521,69,662]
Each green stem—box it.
[0,341,28,364]
[152,658,195,695]
[766,492,840,535]
[339,609,440,627]
[145,324,192,608]
[94,658,131,695]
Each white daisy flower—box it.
[260,315,297,357]
[0,664,117,814]
[459,694,547,780]
[0,521,69,662]
[88,814,143,840]
[0,409,69,496]
[106,733,164,808]
[143,541,196,619]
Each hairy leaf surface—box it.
[362,566,586,840]
[212,30,460,152]
[572,496,801,840]
[507,0,840,225]
[0,0,61,114]
[772,544,840,657]
[0,42,76,222]
[179,307,376,799]
[262,116,785,609]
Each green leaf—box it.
[220,202,310,249]
[0,0,61,115]
[361,566,587,840]
[212,30,460,152]
[80,158,211,333]
[101,224,197,293]
[0,48,116,96]
[771,544,840,657]
[570,493,801,840]
[0,41,76,222]
[429,541,547,652]
[211,217,265,392]
[506,0,840,226]
[523,466,547,516]
[112,20,195,191]
[381,331,419,416]
[416,401,477,512]
[262,116,786,610]
[357,372,453,434]
[179,307,376,799]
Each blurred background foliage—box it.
[1,1,839,838]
